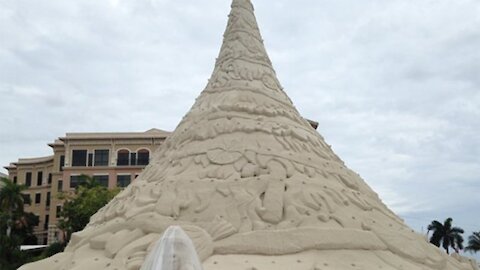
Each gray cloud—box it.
[1,0,479,259]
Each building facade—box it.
[4,128,170,245]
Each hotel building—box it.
[4,128,170,245]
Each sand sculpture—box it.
[20,0,478,269]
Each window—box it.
[117,150,129,166]
[117,175,131,188]
[23,194,31,204]
[37,171,43,186]
[88,153,93,167]
[137,149,150,165]
[46,192,51,207]
[57,180,63,192]
[130,153,137,166]
[48,173,52,185]
[56,205,62,218]
[70,175,86,189]
[93,175,109,187]
[115,149,149,166]
[25,172,32,187]
[44,215,49,230]
[72,150,87,167]
[35,193,41,204]
[59,155,65,171]
[94,150,109,166]
[13,176,17,184]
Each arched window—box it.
[137,149,150,166]
[117,150,130,166]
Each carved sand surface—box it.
[20,0,478,269]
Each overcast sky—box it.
[1,0,479,259]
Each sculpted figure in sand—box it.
[20,0,478,269]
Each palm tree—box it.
[0,177,29,236]
[465,232,480,253]
[427,217,464,254]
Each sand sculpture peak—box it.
[20,0,478,269]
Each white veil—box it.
[140,226,203,270]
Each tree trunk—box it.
[6,208,12,237]
[6,221,11,236]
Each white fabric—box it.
[141,226,203,270]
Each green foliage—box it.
[465,231,480,253]
[0,177,29,236]
[0,174,117,269]
[0,211,8,232]
[0,233,26,270]
[58,175,119,241]
[0,177,28,212]
[427,217,464,254]
[13,212,39,245]
[41,242,66,258]
[0,177,38,243]
[0,177,37,269]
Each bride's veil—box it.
[140,226,203,270]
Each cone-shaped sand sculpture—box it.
[21,1,478,270]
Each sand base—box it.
[204,250,477,270]
[19,249,477,270]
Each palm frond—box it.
[465,231,480,253]
[444,218,453,230]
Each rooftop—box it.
[3,156,54,171]
[59,128,171,141]
[17,156,54,165]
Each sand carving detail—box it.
[19,0,478,270]
[53,163,473,270]
[51,141,474,270]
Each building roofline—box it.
[48,139,65,148]
[4,162,18,170]
[16,155,54,165]
[59,129,171,141]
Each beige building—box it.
[4,128,170,245]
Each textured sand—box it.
[20,0,478,269]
